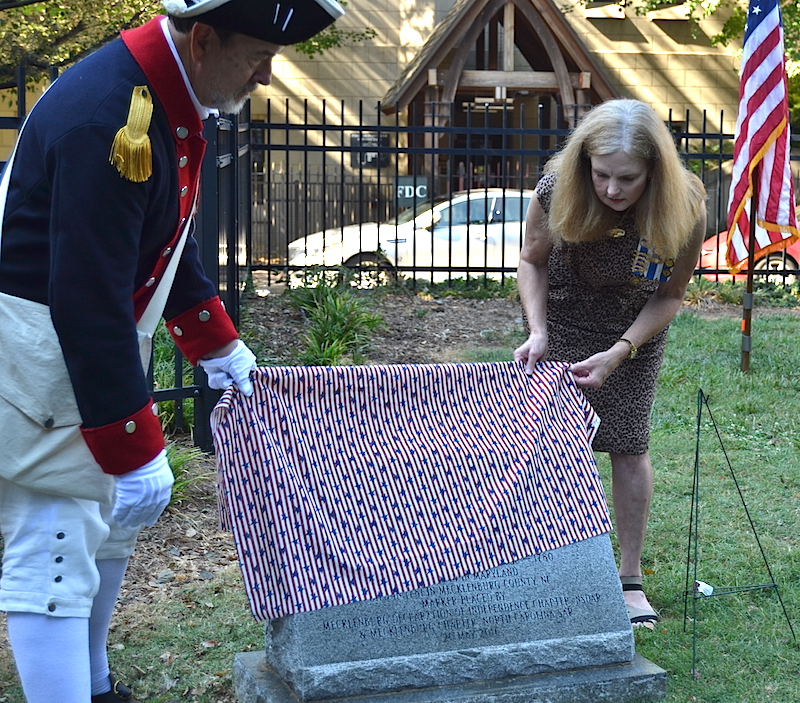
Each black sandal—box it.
[621,576,659,628]
[91,679,141,703]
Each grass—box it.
[165,440,213,505]
[458,308,800,702]
[152,323,195,432]
[408,275,520,300]
[239,303,800,701]
[222,283,800,702]
[632,311,800,702]
[174,284,800,702]
[3,284,797,702]
[685,276,800,308]
[107,567,263,701]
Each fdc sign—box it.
[397,184,428,199]
[395,177,430,208]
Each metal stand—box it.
[683,389,796,677]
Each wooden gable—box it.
[382,0,619,123]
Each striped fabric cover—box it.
[212,360,610,621]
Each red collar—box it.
[122,17,209,322]
[121,17,205,143]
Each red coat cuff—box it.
[81,400,165,475]
[165,297,238,366]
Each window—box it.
[488,195,531,223]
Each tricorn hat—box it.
[162,0,345,45]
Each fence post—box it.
[191,118,226,453]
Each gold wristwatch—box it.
[618,338,637,359]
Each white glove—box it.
[198,339,256,396]
[112,449,175,528]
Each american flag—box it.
[212,361,609,621]
[726,0,798,272]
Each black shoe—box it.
[91,679,140,703]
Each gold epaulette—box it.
[109,85,153,183]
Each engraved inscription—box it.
[318,558,605,644]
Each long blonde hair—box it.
[545,99,706,260]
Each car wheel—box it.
[753,253,798,286]
[343,253,397,288]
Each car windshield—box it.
[388,199,438,225]
[385,192,531,226]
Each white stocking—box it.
[90,558,129,695]
[7,611,90,703]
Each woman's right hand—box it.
[514,331,548,375]
[515,193,552,377]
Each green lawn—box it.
[460,306,800,702]
[634,311,800,702]
[2,306,798,703]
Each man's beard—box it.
[210,84,256,115]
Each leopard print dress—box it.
[536,171,672,455]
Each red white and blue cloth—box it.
[212,361,610,621]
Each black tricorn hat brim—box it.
[170,0,344,45]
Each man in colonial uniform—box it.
[0,0,344,700]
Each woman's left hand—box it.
[570,346,628,388]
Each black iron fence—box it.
[4,89,800,449]
[167,110,251,451]
[251,100,561,285]
[250,101,800,287]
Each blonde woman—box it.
[515,99,707,627]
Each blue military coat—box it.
[0,18,237,475]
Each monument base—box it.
[232,536,666,702]
[234,650,666,703]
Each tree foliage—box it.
[290,1,376,59]
[0,0,157,89]
[641,0,800,122]
[292,22,376,59]
[575,1,800,120]
[0,0,377,89]
[3,1,797,118]
[636,1,798,64]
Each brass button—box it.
[176,126,189,139]
[198,310,211,322]
[145,277,156,288]
[125,421,136,434]
[173,326,183,337]
[179,155,189,168]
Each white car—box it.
[287,188,534,281]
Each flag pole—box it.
[740,166,758,373]
[729,0,797,371]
